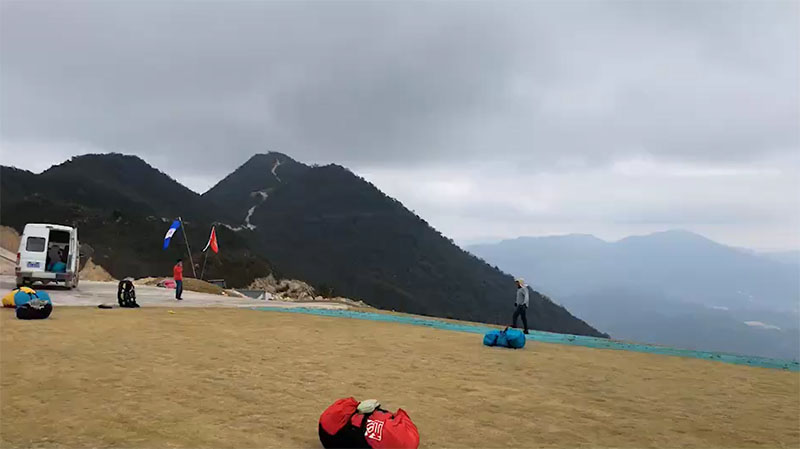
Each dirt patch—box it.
[1,308,798,448]
[79,258,116,282]
[134,277,161,286]
[183,278,225,295]
[0,226,20,253]
[135,277,225,295]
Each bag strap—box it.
[358,411,372,433]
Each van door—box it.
[69,229,79,273]
[19,226,48,273]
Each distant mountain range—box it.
[758,250,800,266]
[0,152,605,337]
[469,231,800,360]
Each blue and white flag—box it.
[163,220,181,250]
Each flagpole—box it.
[200,251,208,280]
[178,216,197,278]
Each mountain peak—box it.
[533,233,606,243]
[44,152,151,174]
[617,229,718,247]
[202,152,311,218]
[5,152,220,224]
[474,233,608,251]
[0,165,35,175]
[652,229,706,238]
[240,152,298,168]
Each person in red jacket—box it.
[173,258,183,300]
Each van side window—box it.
[26,237,46,252]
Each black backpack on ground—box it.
[117,279,139,308]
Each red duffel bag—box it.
[319,397,420,449]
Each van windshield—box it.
[26,237,46,252]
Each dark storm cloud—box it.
[2,1,797,172]
[0,1,526,171]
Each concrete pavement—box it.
[0,275,348,309]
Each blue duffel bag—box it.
[483,327,526,349]
[483,330,501,346]
[505,328,526,348]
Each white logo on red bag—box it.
[365,419,384,441]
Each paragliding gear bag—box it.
[319,408,389,448]
[319,398,420,449]
[483,326,526,349]
[117,280,139,308]
[15,290,53,320]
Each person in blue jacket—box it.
[512,278,529,334]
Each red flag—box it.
[203,226,218,253]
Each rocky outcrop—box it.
[247,275,370,307]
[248,274,316,300]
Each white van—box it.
[16,223,80,289]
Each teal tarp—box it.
[253,307,799,372]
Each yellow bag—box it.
[2,287,36,308]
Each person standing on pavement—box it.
[173,258,184,300]
[512,278,529,334]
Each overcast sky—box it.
[1,1,798,250]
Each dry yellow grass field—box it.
[1,307,798,448]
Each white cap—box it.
[357,399,380,414]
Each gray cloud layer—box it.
[1,1,798,248]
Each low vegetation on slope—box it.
[0,160,272,287]
[2,153,604,337]
[207,155,605,337]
